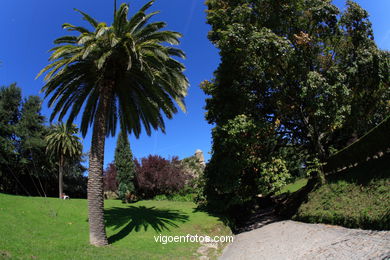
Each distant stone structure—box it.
[195,149,206,167]
[180,150,206,186]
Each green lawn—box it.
[0,194,231,259]
[278,178,308,195]
[293,155,390,230]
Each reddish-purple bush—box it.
[103,163,118,192]
[135,155,188,198]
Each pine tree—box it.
[114,131,136,202]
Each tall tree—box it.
[202,0,389,213]
[0,84,21,192]
[204,0,389,160]
[38,1,188,246]
[114,131,136,202]
[17,96,47,176]
[45,123,82,198]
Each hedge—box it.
[325,115,390,173]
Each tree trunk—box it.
[88,86,111,246]
[59,155,64,199]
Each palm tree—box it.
[46,123,82,198]
[37,1,189,246]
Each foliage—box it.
[135,155,188,199]
[0,84,22,192]
[277,146,307,179]
[0,193,231,259]
[46,122,83,197]
[325,115,390,172]
[294,154,390,230]
[0,84,86,197]
[257,158,291,195]
[202,0,389,213]
[193,173,207,206]
[37,1,189,138]
[62,159,88,198]
[153,193,196,202]
[103,163,118,192]
[180,155,204,181]
[16,95,48,179]
[203,115,289,212]
[204,0,388,157]
[45,123,82,161]
[114,132,136,202]
[179,155,205,201]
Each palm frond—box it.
[74,8,99,28]
[38,2,189,138]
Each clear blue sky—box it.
[1,0,389,168]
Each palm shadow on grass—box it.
[105,206,189,244]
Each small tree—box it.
[103,163,118,193]
[135,155,187,199]
[114,131,136,202]
[45,123,82,198]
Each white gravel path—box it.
[219,220,390,260]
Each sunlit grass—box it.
[0,194,230,259]
[278,178,308,195]
[294,155,390,230]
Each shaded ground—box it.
[220,220,390,260]
[105,205,189,244]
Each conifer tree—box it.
[114,131,136,202]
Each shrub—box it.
[203,115,289,213]
[103,163,118,192]
[153,193,195,202]
[258,158,291,195]
[179,155,206,202]
[135,155,188,199]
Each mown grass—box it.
[278,178,308,195]
[0,194,231,259]
[293,154,390,230]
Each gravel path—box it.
[219,220,390,260]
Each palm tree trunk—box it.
[88,86,111,246]
[59,155,64,199]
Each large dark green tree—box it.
[0,84,21,192]
[0,84,49,195]
[38,1,188,246]
[0,84,86,197]
[17,96,48,177]
[45,123,82,198]
[114,131,136,202]
[202,0,389,213]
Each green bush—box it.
[258,158,291,195]
[203,115,290,213]
[153,193,196,202]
